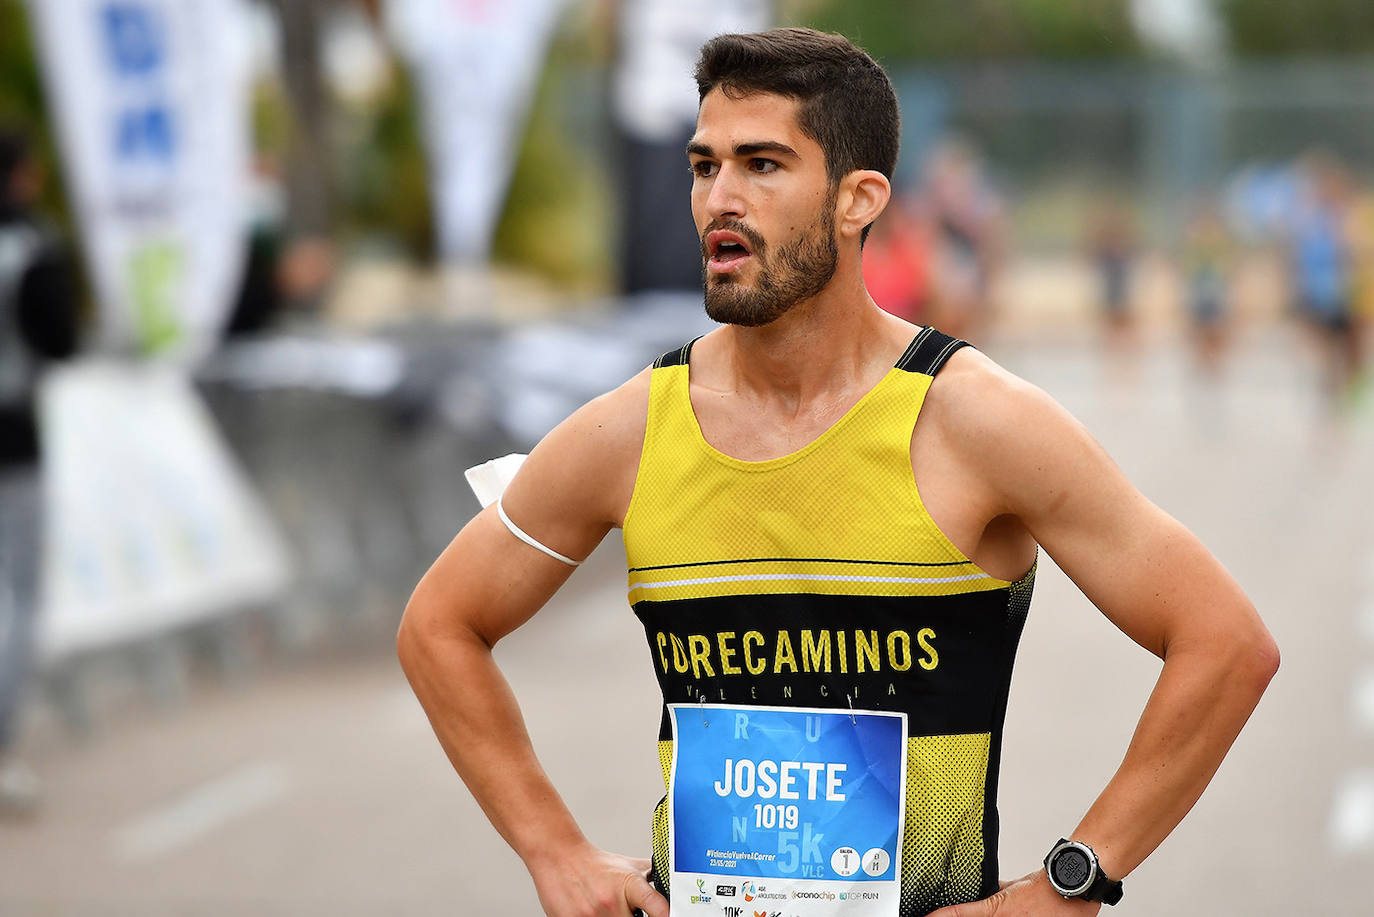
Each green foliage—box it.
[797,0,1142,62]
[0,0,71,222]
[337,64,434,259]
[249,79,292,165]
[0,0,42,121]
[490,23,614,292]
[1220,0,1374,55]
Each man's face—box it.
[688,89,838,327]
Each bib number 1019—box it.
[753,803,800,830]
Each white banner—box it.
[37,360,291,662]
[27,0,253,364]
[387,0,567,264]
[614,0,771,143]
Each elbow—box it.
[1231,621,1280,699]
[395,606,418,673]
[1175,610,1280,700]
[395,590,488,678]
[1252,631,1281,687]
[395,593,435,675]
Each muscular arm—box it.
[930,354,1279,914]
[396,371,667,917]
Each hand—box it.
[528,842,668,917]
[927,871,1102,917]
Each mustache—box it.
[699,218,767,259]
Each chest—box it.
[683,380,1024,579]
[688,385,865,463]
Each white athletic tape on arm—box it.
[464,453,528,508]
[496,497,581,567]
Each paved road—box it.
[2,326,1371,915]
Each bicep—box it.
[404,372,647,646]
[406,505,584,647]
[992,389,1252,658]
[496,373,646,563]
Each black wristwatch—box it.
[1043,838,1123,906]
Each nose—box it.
[703,163,747,223]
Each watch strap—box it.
[1086,871,1124,906]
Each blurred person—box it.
[1180,199,1236,436]
[917,137,1005,343]
[398,29,1278,917]
[0,129,79,817]
[609,0,773,296]
[862,188,932,322]
[1084,195,1138,353]
[224,153,336,336]
[1182,199,1233,379]
[224,152,290,336]
[1344,177,1374,392]
[1290,150,1362,412]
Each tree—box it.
[794,0,1142,62]
[266,0,335,238]
[1219,0,1374,56]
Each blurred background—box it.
[0,0,1372,913]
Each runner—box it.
[1182,199,1232,380]
[1290,150,1362,414]
[398,28,1279,917]
[0,129,79,818]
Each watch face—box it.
[1050,847,1093,894]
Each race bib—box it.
[668,703,906,916]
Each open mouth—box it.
[706,229,754,274]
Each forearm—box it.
[397,612,587,868]
[1067,632,1278,880]
[395,498,667,917]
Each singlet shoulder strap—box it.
[653,336,701,369]
[894,326,969,377]
[655,331,965,374]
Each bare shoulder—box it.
[920,345,1122,519]
[403,368,651,640]
[502,365,652,538]
[920,346,1059,449]
[531,365,651,469]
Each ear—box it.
[836,170,891,241]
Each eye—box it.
[691,160,718,178]
[750,158,779,173]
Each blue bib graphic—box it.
[668,703,906,916]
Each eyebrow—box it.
[686,140,800,160]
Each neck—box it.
[715,258,911,405]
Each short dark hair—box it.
[694,28,900,186]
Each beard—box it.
[701,191,839,327]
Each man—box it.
[0,128,78,816]
[398,29,1278,917]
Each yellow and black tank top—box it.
[621,328,1036,916]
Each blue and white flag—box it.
[28,0,254,362]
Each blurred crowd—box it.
[864,142,1374,417]
[4,0,1374,831]
[863,138,1007,343]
